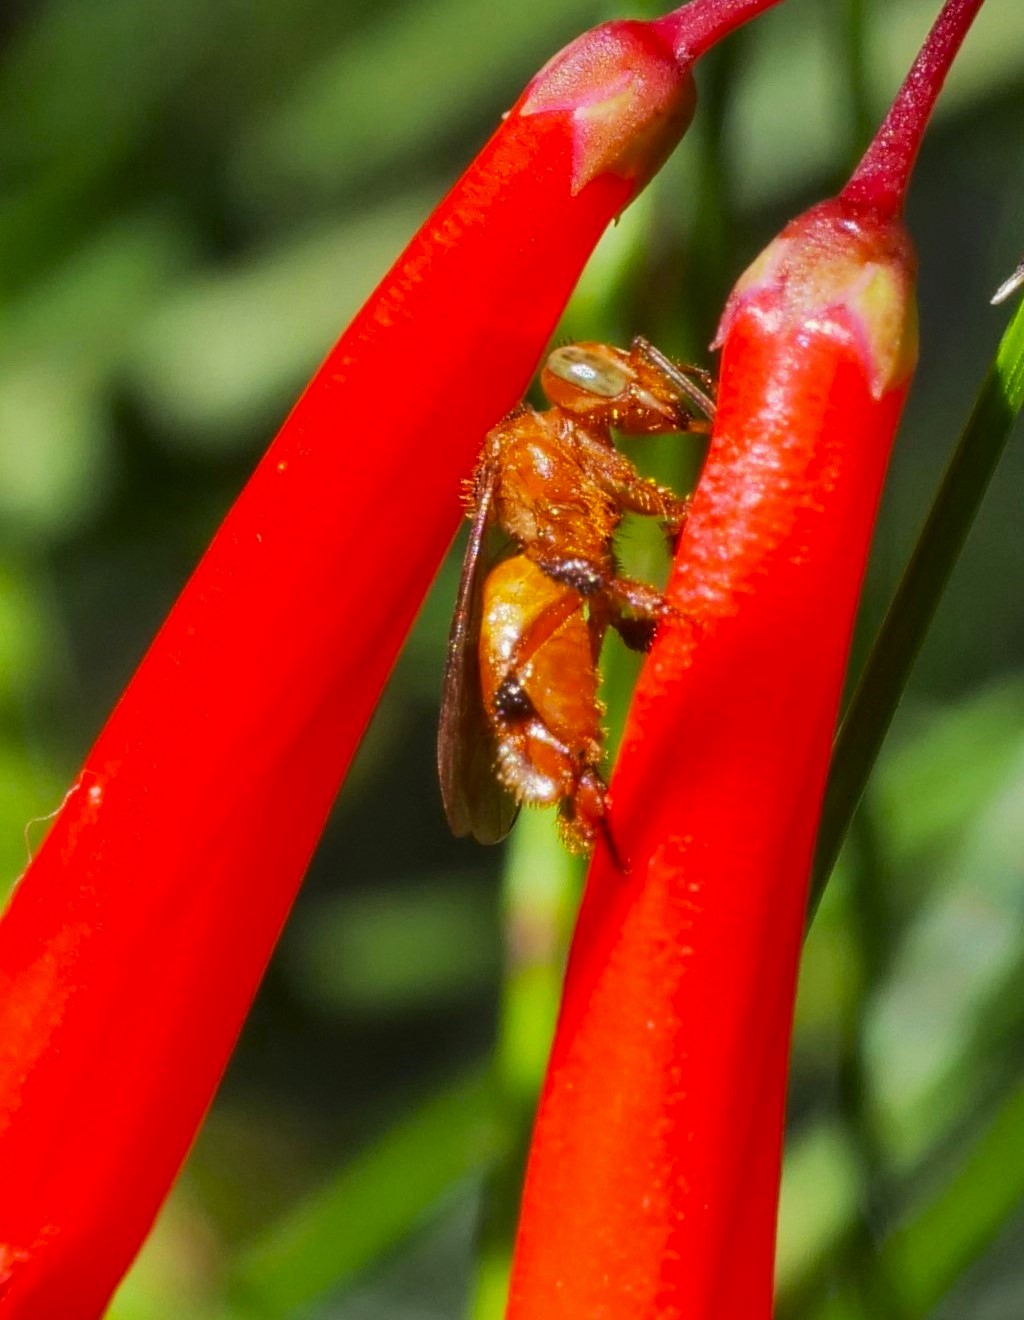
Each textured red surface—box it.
[507,275,910,1320]
[0,28,687,1318]
[507,1,987,1309]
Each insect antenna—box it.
[633,335,717,421]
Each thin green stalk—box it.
[833,810,909,1320]
[839,0,874,164]
[226,1068,506,1318]
[467,814,582,1320]
[806,1081,1024,1320]
[811,297,1024,915]
[888,1082,1024,1311]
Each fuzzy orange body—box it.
[479,556,605,853]
[439,339,714,855]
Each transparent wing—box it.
[437,462,520,844]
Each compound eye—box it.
[545,345,630,400]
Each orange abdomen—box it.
[479,556,603,805]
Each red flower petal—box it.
[0,1,787,1311]
[507,1,985,1314]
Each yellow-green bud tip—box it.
[521,21,696,198]
[714,200,919,398]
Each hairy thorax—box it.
[487,409,618,567]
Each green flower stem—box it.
[812,296,1024,915]
[840,0,874,162]
[886,1082,1024,1310]
[805,1080,1024,1320]
[468,813,582,1320]
[834,811,909,1320]
[226,1069,506,1318]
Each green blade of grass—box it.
[468,812,582,1320]
[887,1081,1024,1311]
[811,296,1024,915]
[226,1068,507,1319]
[805,1081,1024,1320]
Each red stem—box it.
[655,0,785,60]
[842,0,986,216]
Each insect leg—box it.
[557,767,627,869]
[598,811,629,875]
[610,613,659,653]
[585,592,614,663]
[533,552,671,625]
[575,430,691,534]
[504,586,583,676]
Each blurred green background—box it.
[1,0,1022,1316]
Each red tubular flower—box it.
[0,1,787,1314]
[507,1,986,1316]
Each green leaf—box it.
[229,0,599,216]
[802,1082,1024,1319]
[775,1121,862,1299]
[865,742,1024,1165]
[126,197,433,445]
[283,875,498,1016]
[870,677,1024,876]
[888,1082,1024,1311]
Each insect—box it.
[438,337,715,860]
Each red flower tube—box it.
[0,1,787,1315]
[507,1,985,1316]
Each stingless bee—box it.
[438,337,714,859]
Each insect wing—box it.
[438,464,520,844]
